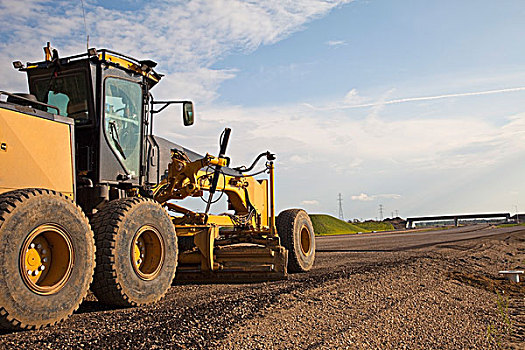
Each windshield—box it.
[104,77,142,177]
[32,72,90,124]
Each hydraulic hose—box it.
[234,151,275,173]
[205,128,231,215]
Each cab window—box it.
[104,77,142,177]
[32,72,90,124]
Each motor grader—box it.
[0,44,315,330]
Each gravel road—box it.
[1,225,523,349]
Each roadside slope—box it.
[309,214,394,235]
[309,214,366,235]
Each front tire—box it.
[0,189,95,330]
[90,198,177,306]
[276,209,316,272]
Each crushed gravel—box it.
[0,227,523,349]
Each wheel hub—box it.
[20,224,74,295]
[131,225,164,280]
[300,225,311,255]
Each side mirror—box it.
[183,102,194,126]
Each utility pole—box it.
[378,204,384,221]
[515,205,519,224]
[338,193,344,221]
[395,210,399,218]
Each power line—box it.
[338,193,344,221]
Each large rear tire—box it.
[90,198,177,306]
[0,189,95,330]
[276,209,316,273]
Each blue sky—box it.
[1,0,525,219]
[215,1,525,106]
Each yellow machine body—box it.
[201,171,269,227]
[0,106,75,198]
[152,149,285,279]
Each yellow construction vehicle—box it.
[0,43,315,330]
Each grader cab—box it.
[0,44,315,330]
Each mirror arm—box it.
[150,100,192,114]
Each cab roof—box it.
[18,48,163,88]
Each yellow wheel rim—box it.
[131,225,164,280]
[300,225,311,255]
[20,224,74,295]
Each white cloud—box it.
[378,194,402,200]
[351,193,374,201]
[326,39,346,47]
[289,154,314,164]
[191,99,525,174]
[0,0,353,103]
[343,88,368,105]
[301,200,319,206]
[351,193,401,201]
[310,86,525,111]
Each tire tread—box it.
[91,197,176,307]
[0,188,95,330]
[276,208,315,273]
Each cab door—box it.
[100,76,143,184]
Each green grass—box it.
[353,221,394,232]
[309,214,370,236]
[496,223,525,228]
[309,214,396,236]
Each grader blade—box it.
[176,244,288,282]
